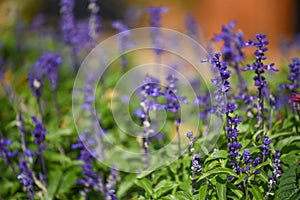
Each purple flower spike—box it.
[18,158,34,200]
[145,6,169,56]
[31,116,48,151]
[0,138,16,163]
[145,6,169,28]
[33,52,62,91]
[243,34,278,129]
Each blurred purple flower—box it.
[18,158,34,200]
[112,21,133,68]
[31,116,48,152]
[145,6,169,55]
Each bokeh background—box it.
[0,0,299,61]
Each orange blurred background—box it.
[0,0,298,58]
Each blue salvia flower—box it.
[243,34,279,129]
[213,21,248,92]
[203,52,243,174]
[135,75,163,168]
[186,132,201,194]
[33,52,62,91]
[60,0,77,46]
[72,137,105,198]
[145,6,169,56]
[31,116,48,152]
[105,167,119,200]
[280,57,300,93]
[185,15,200,41]
[0,138,16,165]
[202,52,231,116]
[164,72,188,157]
[82,74,96,111]
[107,189,118,200]
[28,73,43,99]
[112,21,132,68]
[269,150,282,186]
[31,116,48,183]
[18,158,34,200]
[194,92,214,121]
[88,0,100,42]
[260,135,272,162]
[60,0,91,53]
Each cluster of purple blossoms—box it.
[213,21,248,93]
[185,15,200,41]
[60,0,92,53]
[72,137,105,197]
[112,21,132,68]
[243,34,279,128]
[186,132,201,194]
[165,73,188,122]
[241,149,260,175]
[29,52,62,99]
[269,150,282,187]
[186,132,202,174]
[31,116,48,182]
[260,135,272,162]
[226,109,242,174]
[145,6,169,56]
[203,52,245,175]
[194,92,214,121]
[31,116,48,153]
[88,0,100,42]
[280,57,300,93]
[105,167,119,200]
[202,52,231,116]
[0,138,16,165]
[18,158,34,200]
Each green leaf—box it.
[135,178,153,196]
[253,159,272,171]
[174,191,192,200]
[117,174,136,197]
[46,170,63,200]
[277,165,300,200]
[216,175,227,200]
[197,167,238,182]
[57,170,78,195]
[199,184,208,200]
[154,180,176,198]
[205,150,228,164]
[258,171,269,184]
[249,185,263,200]
[269,131,294,140]
[276,136,300,150]
[44,151,72,163]
[228,183,243,199]
[233,173,247,185]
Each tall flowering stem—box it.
[280,58,300,126]
[31,116,48,185]
[29,52,62,121]
[136,75,163,169]
[186,132,201,194]
[18,158,35,200]
[145,6,169,61]
[112,21,132,69]
[88,0,100,43]
[213,21,247,92]
[164,72,188,158]
[243,34,279,130]
[203,53,243,176]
